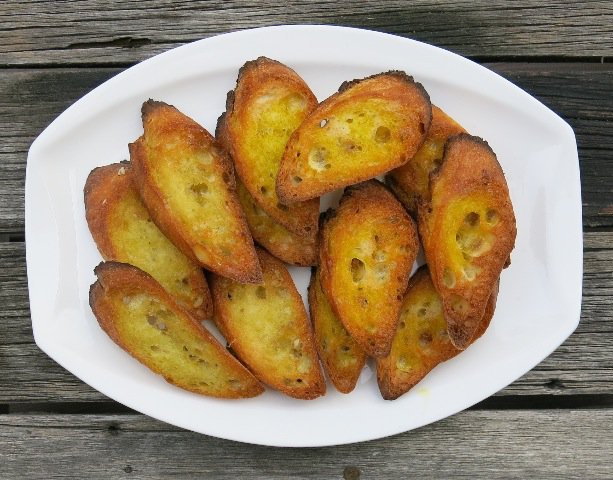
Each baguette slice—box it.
[308,268,367,394]
[387,106,466,214]
[418,134,516,349]
[236,180,318,266]
[320,180,419,358]
[277,71,431,202]
[84,163,213,321]
[211,248,326,399]
[129,100,262,283]
[376,266,498,400]
[89,262,264,399]
[216,57,319,237]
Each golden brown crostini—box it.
[129,100,261,283]
[216,57,320,237]
[418,134,516,349]
[277,71,431,202]
[89,262,264,399]
[210,248,326,399]
[319,180,420,358]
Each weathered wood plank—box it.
[1,0,613,66]
[0,410,611,478]
[3,63,613,233]
[1,233,611,402]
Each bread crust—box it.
[418,134,516,349]
[210,248,326,399]
[129,100,262,283]
[277,71,432,202]
[236,180,318,266]
[376,266,498,400]
[84,162,213,320]
[319,180,419,358]
[216,57,320,237]
[308,268,366,393]
[89,261,264,399]
[386,105,466,214]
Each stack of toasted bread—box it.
[85,57,516,400]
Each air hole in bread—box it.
[277,202,289,211]
[255,286,267,299]
[346,118,353,123]
[341,345,350,352]
[190,183,208,195]
[308,148,331,172]
[443,267,456,288]
[419,122,426,134]
[375,126,391,143]
[399,320,406,329]
[292,175,303,184]
[351,258,365,282]
[486,208,500,225]
[463,264,479,281]
[146,314,167,331]
[260,185,267,195]
[419,332,433,346]
[449,294,469,315]
[417,307,427,317]
[465,212,480,227]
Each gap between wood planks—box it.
[1,394,612,416]
[0,55,609,70]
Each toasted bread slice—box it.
[308,268,367,393]
[129,100,261,283]
[277,71,431,202]
[216,57,319,237]
[89,262,264,399]
[376,266,498,400]
[211,248,325,399]
[84,163,213,321]
[418,134,516,349]
[236,180,318,266]
[387,106,466,214]
[319,180,419,358]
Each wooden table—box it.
[2,2,612,478]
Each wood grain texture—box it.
[1,233,610,402]
[3,63,613,233]
[0,410,612,478]
[1,0,613,66]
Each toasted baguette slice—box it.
[376,266,498,400]
[236,180,318,266]
[89,262,264,399]
[277,71,431,203]
[129,100,261,283]
[211,248,325,399]
[308,268,367,393]
[320,180,419,358]
[418,134,516,349]
[386,106,466,214]
[84,163,213,321]
[216,57,319,237]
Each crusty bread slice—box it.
[418,134,516,349]
[210,248,326,399]
[319,180,419,358]
[89,262,264,399]
[216,57,319,237]
[376,266,498,400]
[84,162,213,321]
[129,100,262,283]
[277,71,431,203]
[386,106,466,214]
[308,268,366,394]
[236,180,318,266]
